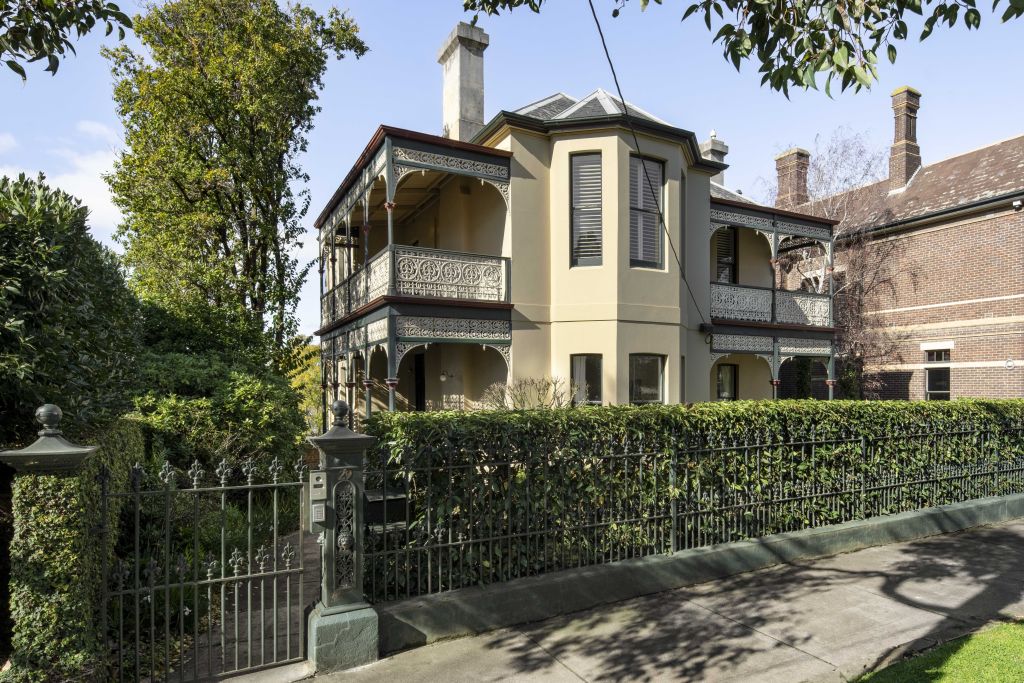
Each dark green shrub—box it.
[362,400,1024,602]
[2,416,147,682]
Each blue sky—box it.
[4,0,1022,336]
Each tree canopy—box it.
[1,0,131,79]
[464,0,1024,95]
[0,173,139,443]
[104,0,366,364]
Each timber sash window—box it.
[570,153,603,266]
[629,354,664,404]
[925,349,951,400]
[715,228,737,283]
[570,354,602,405]
[716,363,738,400]
[629,156,664,269]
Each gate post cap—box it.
[0,403,97,474]
[309,400,375,468]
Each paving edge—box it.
[376,493,1024,655]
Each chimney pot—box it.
[700,133,729,185]
[889,86,922,191]
[774,148,810,209]
[438,22,489,142]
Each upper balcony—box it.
[710,283,831,328]
[320,245,511,329]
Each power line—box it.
[586,0,709,327]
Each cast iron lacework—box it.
[365,318,389,345]
[774,219,831,241]
[392,147,509,179]
[394,247,505,301]
[710,209,773,231]
[776,290,831,327]
[711,334,774,354]
[335,474,356,590]
[778,337,833,356]
[395,316,511,341]
[710,283,772,323]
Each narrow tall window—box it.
[629,156,664,269]
[716,363,738,400]
[570,354,602,405]
[570,153,602,266]
[629,354,665,404]
[925,349,951,400]
[714,228,737,283]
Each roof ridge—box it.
[916,132,1024,170]
[514,92,577,115]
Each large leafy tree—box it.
[1,0,131,79]
[104,0,366,362]
[465,0,1024,94]
[0,172,139,444]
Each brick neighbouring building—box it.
[775,87,1024,400]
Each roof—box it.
[801,134,1024,233]
[514,88,668,125]
[710,182,755,204]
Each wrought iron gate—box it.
[99,456,316,681]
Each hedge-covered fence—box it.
[2,416,147,683]
[362,400,1024,603]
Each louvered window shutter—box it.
[571,154,602,266]
[715,228,736,283]
[629,157,664,268]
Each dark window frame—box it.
[714,227,739,284]
[925,349,951,400]
[629,353,665,405]
[716,363,739,401]
[629,155,666,270]
[570,152,603,268]
[570,353,603,405]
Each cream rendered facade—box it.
[314,24,836,425]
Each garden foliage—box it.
[2,417,146,682]
[363,400,1024,601]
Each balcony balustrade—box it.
[710,282,831,328]
[321,246,510,328]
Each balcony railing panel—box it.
[320,246,509,328]
[710,282,772,324]
[710,282,831,328]
[776,290,831,327]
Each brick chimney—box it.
[774,148,810,209]
[437,22,489,142]
[889,86,922,191]
[700,130,729,185]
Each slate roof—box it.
[514,88,668,125]
[799,134,1024,234]
[710,182,756,204]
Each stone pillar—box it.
[437,22,489,142]
[306,401,378,673]
[889,86,922,190]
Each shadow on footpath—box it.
[481,522,1024,682]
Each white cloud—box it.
[0,133,16,155]
[76,120,120,148]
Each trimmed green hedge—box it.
[362,400,1024,602]
[2,416,147,683]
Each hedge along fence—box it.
[362,400,1024,604]
[2,416,147,683]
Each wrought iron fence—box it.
[364,424,1024,604]
[99,456,315,681]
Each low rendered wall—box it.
[377,493,1024,655]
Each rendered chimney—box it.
[700,130,729,185]
[774,148,810,209]
[889,86,922,191]
[437,22,489,142]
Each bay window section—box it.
[629,354,665,404]
[570,354,602,405]
[570,153,602,267]
[629,156,664,269]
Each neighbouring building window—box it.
[629,156,664,269]
[925,349,951,400]
[716,363,738,400]
[570,153,602,266]
[570,354,602,405]
[714,228,737,283]
[629,354,664,404]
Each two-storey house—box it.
[315,23,837,420]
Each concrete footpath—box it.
[321,518,1024,682]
